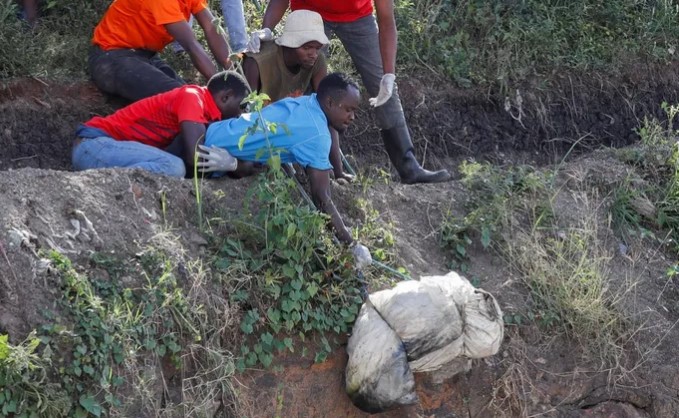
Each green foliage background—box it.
[2,0,679,87]
[395,0,679,89]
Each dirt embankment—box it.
[1,163,677,417]
[1,67,679,417]
[4,63,679,173]
[346,64,679,172]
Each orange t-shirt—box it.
[92,0,207,52]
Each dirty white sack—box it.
[345,271,504,413]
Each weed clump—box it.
[439,159,630,366]
[209,167,365,369]
[612,102,679,248]
[509,212,626,362]
[0,246,242,417]
[0,332,70,417]
[395,0,679,88]
[440,161,551,271]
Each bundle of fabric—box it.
[345,271,504,413]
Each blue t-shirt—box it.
[204,94,332,171]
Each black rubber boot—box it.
[381,125,452,184]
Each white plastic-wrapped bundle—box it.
[345,271,504,413]
[462,288,504,358]
[369,279,464,361]
[345,302,416,413]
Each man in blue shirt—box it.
[205,95,333,170]
[199,72,359,244]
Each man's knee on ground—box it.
[160,157,187,178]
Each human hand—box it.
[334,172,355,186]
[196,145,237,172]
[246,29,274,53]
[351,242,373,270]
[368,73,396,107]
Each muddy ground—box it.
[1,68,679,417]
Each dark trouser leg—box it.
[328,16,451,184]
[150,55,184,83]
[88,46,185,102]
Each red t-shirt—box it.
[290,0,373,22]
[93,0,207,51]
[85,86,221,148]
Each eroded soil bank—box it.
[1,67,679,417]
[2,163,677,417]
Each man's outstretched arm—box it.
[374,0,398,75]
[262,0,290,30]
[195,8,233,70]
[307,167,352,243]
[166,19,220,80]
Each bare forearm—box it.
[181,123,207,168]
[187,45,219,79]
[329,129,343,177]
[378,22,397,74]
[309,168,352,243]
[242,57,261,92]
[184,138,202,167]
[204,27,232,69]
[375,0,398,74]
[263,0,289,30]
[319,197,352,243]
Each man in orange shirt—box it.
[88,0,234,102]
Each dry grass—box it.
[104,231,243,417]
[508,196,628,366]
[469,168,651,416]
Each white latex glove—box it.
[351,243,373,270]
[196,145,237,173]
[246,29,274,53]
[368,73,396,107]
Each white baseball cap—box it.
[275,10,329,48]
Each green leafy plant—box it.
[439,161,552,269]
[201,91,365,371]
[221,166,363,370]
[0,332,70,417]
[21,247,235,416]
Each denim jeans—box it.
[88,46,184,102]
[173,0,248,53]
[323,15,405,130]
[221,0,248,52]
[72,137,186,178]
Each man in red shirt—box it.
[260,0,451,184]
[89,0,234,102]
[72,71,248,178]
